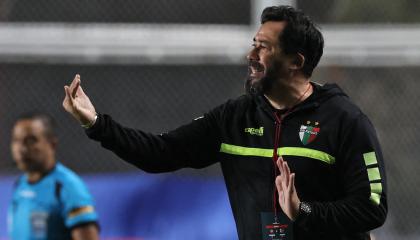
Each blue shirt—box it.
[8,163,98,240]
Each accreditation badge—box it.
[31,211,49,239]
[261,211,293,240]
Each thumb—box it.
[288,173,295,192]
[63,86,69,101]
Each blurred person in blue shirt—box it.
[8,112,99,240]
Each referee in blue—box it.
[8,112,99,240]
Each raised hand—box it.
[63,74,97,126]
[275,157,300,221]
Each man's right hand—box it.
[63,74,97,126]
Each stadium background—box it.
[0,0,419,239]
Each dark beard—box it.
[245,55,290,95]
[245,64,278,95]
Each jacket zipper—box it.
[272,111,283,221]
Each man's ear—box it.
[289,53,305,71]
[49,137,58,150]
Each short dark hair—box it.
[261,5,324,77]
[14,112,57,140]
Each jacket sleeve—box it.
[296,113,387,233]
[85,105,225,173]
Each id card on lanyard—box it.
[31,211,49,239]
[261,211,293,240]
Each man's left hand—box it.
[275,157,300,221]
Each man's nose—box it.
[247,48,259,62]
[17,144,29,155]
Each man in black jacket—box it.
[63,6,387,240]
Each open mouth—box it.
[248,61,264,78]
[248,61,264,75]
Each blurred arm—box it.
[71,223,99,240]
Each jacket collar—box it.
[252,82,347,120]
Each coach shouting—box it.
[63,6,387,240]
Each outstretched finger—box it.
[64,86,74,105]
[279,158,290,186]
[275,176,285,204]
[71,78,80,98]
[281,163,288,188]
[275,175,283,192]
[69,74,79,91]
[284,161,291,186]
[288,173,295,193]
[63,86,69,102]
[277,157,285,175]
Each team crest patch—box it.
[299,121,320,145]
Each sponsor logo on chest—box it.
[19,190,36,198]
[245,127,264,136]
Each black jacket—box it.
[86,83,387,240]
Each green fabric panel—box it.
[219,143,335,164]
[279,147,335,164]
[363,152,378,166]
[370,193,381,205]
[367,168,381,181]
[219,143,273,157]
[370,183,382,194]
